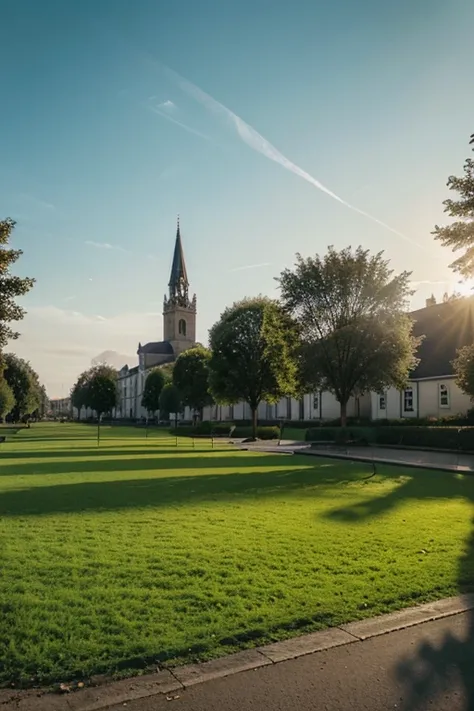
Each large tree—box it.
[433,135,474,277]
[159,383,183,429]
[453,344,474,400]
[2,353,41,421]
[71,371,91,420]
[208,297,298,439]
[0,378,15,422]
[0,219,35,358]
[278,247,420,426]
[172,346,213,419]
[84,364,118,419]
[142,368,167,417]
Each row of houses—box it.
[53,223,474,424]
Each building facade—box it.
[75,225,474,425]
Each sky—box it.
[1,0,474,397]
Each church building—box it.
[115,219,196,419]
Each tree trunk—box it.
[340,401,348,428]
[251,407,258,440]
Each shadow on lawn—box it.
[0,447,240,461]
[0,464,356,516]
[0,452,297,477]
[328,468,474,710]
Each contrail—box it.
[230,262,272,272]
[162,64,425,249]
[147,104,212,142]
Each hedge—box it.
[171,425,280,440]
[305,425,474,451]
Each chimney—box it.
[425,294,436,308]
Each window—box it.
[178,318,187,336]
[379,394,386,411]
[403,388,414,412]
[313,394,319,411]
[439,383,450,408]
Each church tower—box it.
[163,218,196,356]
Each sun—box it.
[457,280,474,296]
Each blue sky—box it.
[1,0,473,396]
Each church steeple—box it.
[167,216,189,306]
[163,217,197,356]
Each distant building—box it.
[50,397,72,417]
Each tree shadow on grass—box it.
[0,463,361,516]
[0,453,301,477]
[0,447,242,461]
[327,466,474,710]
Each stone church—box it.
[115,219,197,419]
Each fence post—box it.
[193,437,195,449]
[176,435,178,447]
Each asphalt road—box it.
[108,612,474,711]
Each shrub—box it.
[305,427,376,445]
[172,424,280,440]
[374,426,474,451]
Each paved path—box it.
[106,612,474,711]
[245,441,474,473]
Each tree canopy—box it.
[71,371,91,417]
[2,353,41,421]
[0,219,35,357]
[172,346,213,415]
[433,135,474,277]
[72,364,117,418]
[159,383,182,427]
[142,368,168,415]
[453,345,474,400]
[278,246,420,425]
[0,378,15,421]
[208,297,298,438]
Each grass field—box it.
[1,422,474,687]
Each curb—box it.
[5,594,474,711]
[295,447,474,474]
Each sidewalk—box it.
[5,596,474,711]
[109,609,473,711]
[244,441,474,473]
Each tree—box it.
[433,135,474,277]
[2,353,41,421]
[159,383,183,429]
[71,371,91,420]
[85,364,117,419]
[278,246,420,426]
[0,219,35,358]
[453,345,474,400]
[142,368,167,417]
[208,297,298,439]
[172,346,213,419]
[0,378,15,421]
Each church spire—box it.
[167,216,189,305]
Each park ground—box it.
[1,423,474,688]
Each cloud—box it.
[158,63,426,250]
[410,279,448,286]
[158,99,175,110]
[18,193,56,211]
[230,262,272,272]
[85,240,129,253]
[7,306,161,398]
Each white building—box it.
[371,295,474,421]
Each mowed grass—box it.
[1,423,474,687]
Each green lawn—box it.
[1,422,474,687]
